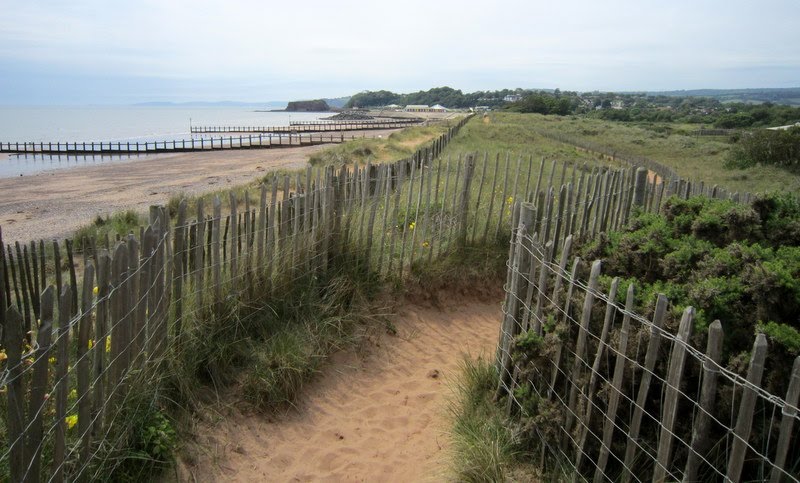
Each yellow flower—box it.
[93,286,99,296]
[409,222,415,230]
[88,339,94,350]
[69,389,77,400]
[49,357,56,365]
[105,338,111,353]
[422,241,430,248]
[65,414,78,430]
[507,196,514,204]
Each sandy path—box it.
[0,129,398,244]
[181,300,502,482]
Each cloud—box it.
[1,0,798,103]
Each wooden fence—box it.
[0,132,360,155]
[191,119,422,133]
[495,176,799,481]
[0,114,474,481]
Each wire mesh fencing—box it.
[496,201,800,482]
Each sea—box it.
[0,106,327,178]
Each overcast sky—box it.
[1,0,798,105]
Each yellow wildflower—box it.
[93,286,99,296]
[409,222,415,230]
[49,357,56,365]
[88,339,94,350]
[422,241,430,248]
[105,338,111,353]
[65,414,78,430]
[69,389,77,400]
[507,196,514,205]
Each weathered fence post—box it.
[653,306,695,482]
[622,294,668,483]
[770,356,800,482]
[683,320,724,482]
[726,333,768,482]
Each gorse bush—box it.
[580,194,800,389]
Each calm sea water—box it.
[0,106,326,177]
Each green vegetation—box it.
[654,87,800,106]
[580,195,800,390]
[505,90,800,127]
[285,99,330,112]
[346,86,530,109]
[308,122,454,166]
[73,210,144,250]
[726,126,800,169]
[448,356,540,482]
[502,112,800,193]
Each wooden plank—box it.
[107,243,128,417]
[621,294,668,483]
[594,283,636,483]
[398,154,418,275]
[229,192,238,280]
[52,284,73,482]
[4,306,25,483]
[7,246,22,314]
[377,164,394,275]
[78,263,95,465]
[547,257,581,399]
[65,239,79,316]
[446,156,464,253]
[26,286,55,482]
[770,356,800,482]
[418,156,434,264]
[483,153,500,242]
[126,235,140,368]
[29,241,40,316]
[632,166,649,208]
[14,242,31,333]
[551,184,567,250]
[434,156,450,259]
[575,277,620,470]
[470,152,489,244]
[494,152,512,240]
[212,197,222,307]
[683,320,724,482]
[92,251,110,436]
[726,333,768,482]
[531,241,554,335]
[196,198,205,295]
[565,260,603,436]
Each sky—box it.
[0,0,798,105]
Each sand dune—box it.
[181,300,502,482]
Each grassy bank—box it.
[448,356,557,482]
[309,121,458,166]
[446,112,800,194]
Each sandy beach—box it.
[0,129,398,244]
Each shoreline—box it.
[0,128,399,244]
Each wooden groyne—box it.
[0,132,359,155]
[190,119,422,134]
